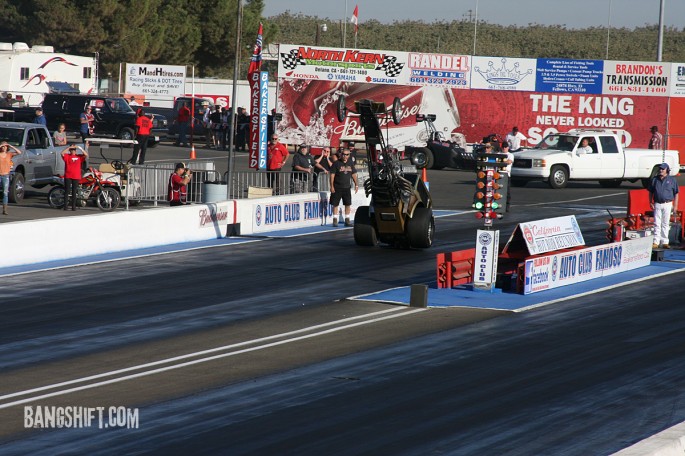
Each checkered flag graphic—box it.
[376,55,404,77]
[280,49,307,70]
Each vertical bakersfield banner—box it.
[248,23,264,169]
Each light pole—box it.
[473,0,479,56]
[605,0,612,59]
[315,23,328,46]
[657,0,665,61]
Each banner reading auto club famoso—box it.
[276,44,684,161]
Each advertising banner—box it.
[523,236,653,294]
[517,215,585,256]
[472,56,536,92]
[473,229,500,291]
[450,90,668,148]
[125,63,185,97]
[670,63,685,97]
[535,59,604,94]
[602,61,670,97]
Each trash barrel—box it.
[202,181,228,203]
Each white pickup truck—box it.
[0,121,63,203]
[511,129,680,189]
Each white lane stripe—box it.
[515,267,685,312]
[522,192,625,207]
[0,307,412,405]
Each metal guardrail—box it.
[228,171,332,199]
[123,159,218,207]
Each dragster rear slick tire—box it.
[406,207,435,249]
[353,205,378,247]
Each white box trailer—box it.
[0,42,97,106]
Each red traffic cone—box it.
[189,144,196,160]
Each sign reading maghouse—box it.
[523,236,652,294]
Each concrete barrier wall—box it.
[235,191,371,235]
[0,201,236,268]
[0,190,371,269]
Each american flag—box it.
[248,23,263,75]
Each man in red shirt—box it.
[175,102,191,147]
[267,134,289,194]
[130,109,154,164]
[168,162,193,206]
[61,144,88,211]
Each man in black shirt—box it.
[329,148,358,227]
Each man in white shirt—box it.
[576,138,593,154]
[501,142,514,212]
[505,126,527,151]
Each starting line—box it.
[350,249,685,312]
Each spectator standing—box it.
[220,107,229,150]
[130,109,153,165]
[210,105,222,149]
[347,141,358,164]
[648,163,679,249]
[202,101,212,148]
[61,144,88,211]
[505,126,527,151]
[53,123,68,146]
[312,146,333,192]
[175,102,191,147]
[329,148,359,227]
[235,107,249,151]
[649,126,663,150]
[128,96,140,106]
[291,145,314,193]
[0,142,22,215]
[0,93,15,107]
[34,108,46,126]
[267,134,289,194]
[79,106,94,143]
[500,142,514,213]
[168,163,193,206]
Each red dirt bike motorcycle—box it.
[47,167,122,211]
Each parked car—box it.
[0,121,62,203]
[40,94,167,145]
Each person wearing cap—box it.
[346,140,358,164]
[649,126,663,150]
[168,163,193,206]
[505,126,527,152]
[648,163,679,249]
[34,108,46,126]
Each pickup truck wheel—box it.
[641,167,659,188]
[9,173,25,204]
[599,179,622,188]
[118,127,135,142]
[548,165,568,189]
[353,206,378,247]
[48,186,66,208]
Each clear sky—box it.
[263,0,683,30]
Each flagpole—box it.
[343,0,348,48]
[228,0,243,198]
